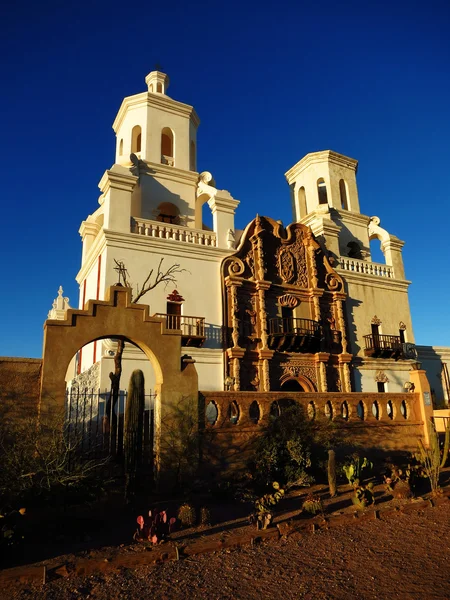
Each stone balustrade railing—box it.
[132,218,217,247]
[200,391,419,429]
[338,257,394,278]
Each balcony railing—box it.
[338,257,394,278]
[132,218,217,247]
[154,313,206,347]
[364,334,402,359]
[268,317,321,353]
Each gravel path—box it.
[5,502,450,599]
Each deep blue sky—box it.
[1,0,449,357]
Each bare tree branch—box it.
[132,258,186,303]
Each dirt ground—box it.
[3,495,450,599]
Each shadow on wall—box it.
[343,290,362,357]
[331,210,370,260]
[204,323,223,349]
[0,358,42,423]
[417,346,449,408]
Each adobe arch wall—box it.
[40,285,198,480]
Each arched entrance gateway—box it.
[39,285,199,481]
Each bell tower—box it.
[110,70,200,227]
[285,150,370,259]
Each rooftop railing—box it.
[133,218,217,247]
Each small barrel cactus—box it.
[178,503,196,527]
[302,493,323,515]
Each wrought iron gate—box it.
[65,387,156,469]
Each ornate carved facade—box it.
[222,216,351,392]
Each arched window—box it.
[161,128,174,165]
[339,179,349,210]
[317,179,328,205]
[131,125,142,153]
[190,140,196,171]
[119,138,123,156]
[157,82,163,93]
[298,186,307,217]
[149,84,154,92]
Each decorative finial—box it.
[48,286,71,320]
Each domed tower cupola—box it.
[145,71,170,95]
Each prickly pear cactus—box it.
[124,369,145,500]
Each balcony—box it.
[364,334,403,359]
[268,317,321,353]
[154,314,206,347]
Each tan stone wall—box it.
[200,391,423,474]
[0,357,42,422]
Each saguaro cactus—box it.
[124,369,145,500]
[328,449,337,497]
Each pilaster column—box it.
[256,282,270,350]
[334,295,348,354]
[226,347,245,391]
[338,355,352,392]
[381,236,405,280]
[226,280,243,349]
[99,165,138,233]
[315,353,330,392]
[207,191,240,249]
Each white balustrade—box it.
[133,219,217,247]
[338,257,394,278]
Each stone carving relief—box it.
[399,321,406,330]
[281,361,317,386]
[276,229,308,288]
[278,248,296,283]
[371,315,382,325]
[279,294,299,308]
[375,370,389,383]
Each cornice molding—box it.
[113,93,200,132]
[79,220,100,240]
[339,270,411,291]
[98,168,138,194]
[139,160,199,185]
[285,150,358,183]
[103,229,233,262]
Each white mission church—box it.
[48,70,449,407]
